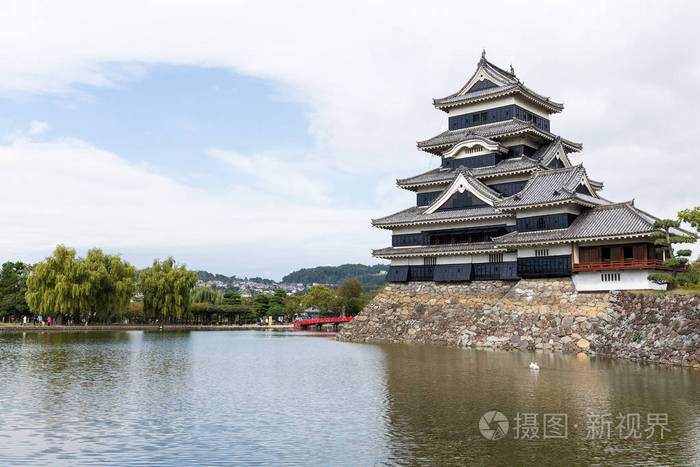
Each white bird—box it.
[529,362,540,371]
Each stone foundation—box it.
[337,279,700,368]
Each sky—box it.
[0,1,698,280]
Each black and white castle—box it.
[373,52,677,291]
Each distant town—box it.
[195,263,389,296]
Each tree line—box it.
[0,245,377,325]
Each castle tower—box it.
[372,52,685,291]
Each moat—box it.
[0,330,697,465]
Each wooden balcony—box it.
[572,259,670,272]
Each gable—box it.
[424,172,499,214]
[436,191,488,212]
[466,78,498,93]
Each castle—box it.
[372,52,679,291]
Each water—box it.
[0,330,697,466]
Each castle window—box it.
[602,247,611,261]
[536,217,546,230]
[424,256,437,266]
[489,253,503,263]
[473,114,480,123]
[481,112,488,121]
[535,249,549,257]
[624,246,634,259]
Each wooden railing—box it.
[572,259,670,272]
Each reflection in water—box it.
[380,344,700,465]
[0,331,697,465]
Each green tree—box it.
[140,257,197,323]
[252,294,270,318]
[83,248,136,323]
[283,295,304,322]
[302,285,337,318]
[26,246,137,324]
[191,286,222,305]
[678,206,700,232]
[26,245,92,322]
[336,278,364,317]
[0,262,30,320]
[648,218,698,288]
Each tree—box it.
[26,246,137,324]
[302,285,337,318]
[191,286,222,305]
[678,207,700,233]
[26,245,92,321]
[252,294,270,319]
[83,248,136,323]
[140,257,197,323]
[648,218,698,288]
[0,262,30,320]
[283,295,304,322]
[336,278,365,317]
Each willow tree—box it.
[26,245,136,324]
[26,245,91,321]
[83,248,137,323]
[191,286,222,305]
[140,257,197,323]
[0,261,30,319]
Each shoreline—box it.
[0,324,294,333]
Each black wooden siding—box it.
[416,191,442,206]
[488,180,527,196]
[472,261,518,280]
[387,266,408,282]
[389,262,519,282]
[392,224,511,247]
[435,191,487,211]
[448,105,550,132]
[441,152,506,169]
[517,255,572,278]
[516,213,578,232]
[433,264,472,281]
[507,145,538,157]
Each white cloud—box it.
[0,135,384,278]
[0,1,698,271]
[27,121,50,136]
[207,148,332,206]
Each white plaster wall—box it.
[518,245,571,257]
[436,255,473,265]
[572,270,667,292]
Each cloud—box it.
[0,1,698,270]
[27,121,50,136]
[0,135,384,278]
[207,148,332,206]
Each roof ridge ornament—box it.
[509,64,515,75]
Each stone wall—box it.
[337,279,700,368]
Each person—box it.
[22,315,26,326]
[47,316,52,327]
[37,315,42,326]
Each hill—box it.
[282,264,389,289]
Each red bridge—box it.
[293,316,353,330]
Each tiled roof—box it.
[496,166,604,209]
[416,119,582,155]
[492,202,661,245]
[373,242,509,258]
[432,56,564,113]
[397,156,542,189]
[471,156,542,178]
[372,205,506,228]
